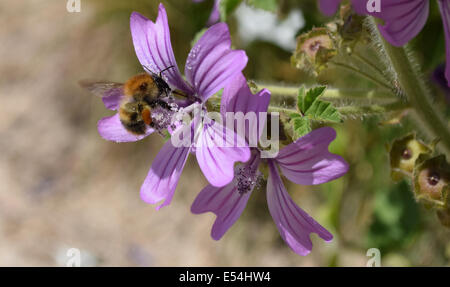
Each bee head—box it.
[142,65,174,98]
[153,74,171,98]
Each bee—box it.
[80,67,177,135]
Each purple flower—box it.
[319,0,430,46]
[193,0,221,26]
[319,0,450,86]
[191,73,349,255]
[98,3,250,209]
[318,0,344,16]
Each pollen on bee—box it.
[148,103,178,134]
[142,108,152,125]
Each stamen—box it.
[235,164,262,195]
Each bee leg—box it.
[172,90,201,103]
[148,99,171,110]
[147,99,157,108]
[161,88,172,99]
[156,100,171,110]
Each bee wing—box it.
[79,80,124,110]
[79,80,124,98]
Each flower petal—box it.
[206,0,221,26]
[221,73,271,143]
[318,0,342,16]
[353,0,429,46]
[191,152,260,240]
[438,0,450,86]
[101,87,124,110]
[140,136,191,210]
[97,113,153,143]
[185,23,248,101]
[266,160,333,256]
[196,118,250,187]
[275,127,348,185]
[191,182,252,240]
[130,4,193,94]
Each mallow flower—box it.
[191,73,349,255]
[97,3,250,209]
[319,0,450,86]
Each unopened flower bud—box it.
[338,4,366,48]
[413,155,450,208]
[389,134,432,181]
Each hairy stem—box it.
[352,52,392,84]
[369,18,450,155]
[257,84,395,101]
[269,100,408,119]
[329,61,394,93]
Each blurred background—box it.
[0,0,449,266]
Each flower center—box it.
[309,41,321,52]
[427,171,440,186]
[401,148,412,160]
[235,164,262,195]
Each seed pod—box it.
[413,155,450,209]
[291,28,337,75]
[389,134,432,181]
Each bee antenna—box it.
[143,65,154,74]
[159,65,175,77]
[143,65,175,78]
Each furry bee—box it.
[80,67,175,135]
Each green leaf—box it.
[307,100,342,123]
[246,0,278,12]
[291,115,311,139]
[297,86,342,123]
[297,86,326,113]
[220,0,243,21]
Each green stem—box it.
[269,100,408,119]
[337,101,408,117]
[369,18,450,155]
[352,52,392,84]
[254,84,298,97]
[257,84,395,102]
[330,61,394,93]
